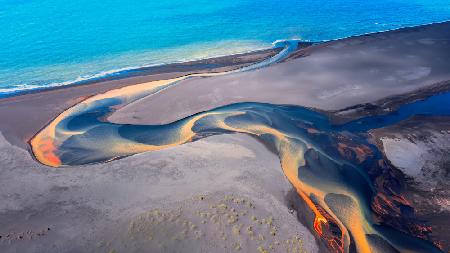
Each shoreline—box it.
[2,19,449,100]
[0,47,281,99]
[0,48,282,149]
[107,21,450,126]
[1,21,450,150]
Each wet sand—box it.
[0,48,279,149]
[109,22,450,125]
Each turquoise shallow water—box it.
[1,0,450,95]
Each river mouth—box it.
[29,63,450,253]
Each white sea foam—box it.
[0,39,307,97]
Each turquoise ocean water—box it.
[1,0,450,96]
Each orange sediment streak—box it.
[29,66,409,253]
[30,136,61,167]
